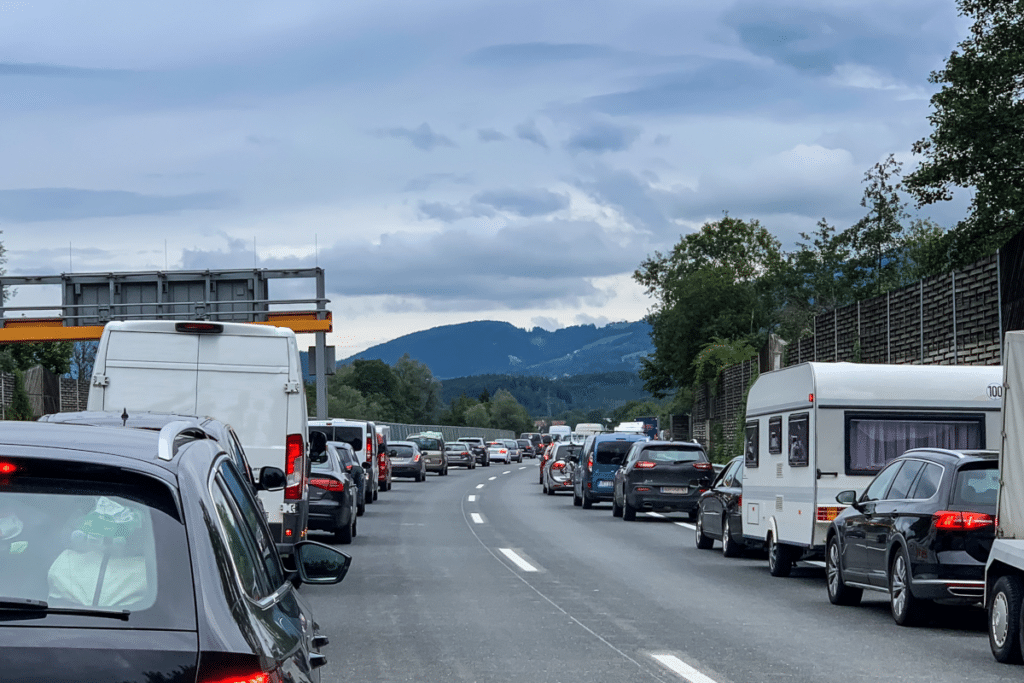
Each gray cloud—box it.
[477,128,507,142]
[565,121,640,154]
[515,120,548,149]
[0,188,232,222]
[403,173,474,192]
[472,188,569,217]
[378,123,456,151]
[465,42,623,68]
[0,62,129,78]
[417,201,493,222]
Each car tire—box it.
[695,510,713,550]
[722,517,742,558]
[611,489,623,518]
[768,534,794,577]
[622,497,637,521]
[890,546,929,626]
[573,489,582,507]
[333,515,354,544]
[364,486,373,505]
[357,499,365,517]
[372,486,378,502]
[351,514,357,537]
[989,575,1024,663]
[581,488,593,509]
[546,482,556,496]
[825,536,862,606]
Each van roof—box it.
[104,320,295,339]
[746,362,1002,417]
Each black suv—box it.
[0,420,351,681]
[825,448,998,625]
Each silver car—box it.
[502,439,523,463]
[542,442,581,495]
[487,441,512,464]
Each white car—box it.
[487,441,511,464]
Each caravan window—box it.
[768,417,782,455]
[788,413,809,467]
[845,413,984,475]
[744,421,759,468]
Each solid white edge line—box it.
[468,495,477,502]
[476,484,485,489]
[805,560,826,568]
[650,654,719,683]
[470,513,484,524]
[498,548,538,572]
[646,512,666,518]
[675,522,695,530]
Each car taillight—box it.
[500,449,507,454]
[413,454,420,462]
[552,461,565,470]
[366,436,373,462]
[693,462,713,471]
[345,464,353,471]
[587,456,593,468]
[0,462,16,475]
[310,478,344,491]
[635,461,656,469]
[933,510,995,530]
[284,433,304,500]
[736,494,742,507]
[816,505,843,522]
[196,652,270,683]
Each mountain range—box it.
[332,320,655,380]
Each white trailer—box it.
[742,361,1002,577]
[986,332,1024,663]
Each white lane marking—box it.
[805,560,826,568]
[502,470,511,475]
[476,484,485,489]
[470,513,484,524]
[646,512,666,518]
[675,522,695,530]
[650,653,719,683]
[499,548,538,572]
[519,466,527,470]
[488,476,497,481]
[468,495,477,502]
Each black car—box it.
[308,443,359,544]
[611,440,712,521]
[0,420,350,682]
[328,441,369,517]
[825,448,998,625]
[457,437,491,467]
[516,439,535,459]
[695,456,746,557]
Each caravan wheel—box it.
[768,535,794,577]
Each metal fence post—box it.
[952,271,958,365]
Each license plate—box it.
[598,480,613,488]
[661,487,687,494]
[281,503,297,514]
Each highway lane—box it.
[301,462,1020,683]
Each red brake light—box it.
[552,461,565,470]
[693,462,713,471]
[174,322,224,334]
[196,653,270,683]
[587,455,594,468]
[635,461,657,469]
[736,494,742,507]
[310,478,344,491]
[0,462,15,475]
[413,454,420,462]
[284,433,304,500]
[366,436,373,461]
[933,510,995,530]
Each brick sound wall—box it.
[692,358,757,458]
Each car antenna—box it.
[121,408,129,427]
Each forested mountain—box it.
[335,320,654,380]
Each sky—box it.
[0,0,973,357]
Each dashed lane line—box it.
[498,548,538,572]
[488,476,497,481]
[650,654,719,683]
[502,470,511,475]
[476,484,485,489]
[468,495,477,502]
[519,466,527,470]
[470,513,484,524]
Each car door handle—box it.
[310,653,328,669]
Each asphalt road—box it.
[301,461,1021,683]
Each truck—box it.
[742,361,1003,578]
[986,331,1024,663]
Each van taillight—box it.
[285,433,304,500]
[587,455,594,468]
[366,436,373,462]
[174,322,224,334]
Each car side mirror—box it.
[361,461,372,471]
[257,466,287,491]
[293,541,352,585]
[835,490,858,506]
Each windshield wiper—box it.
[0,597,130,621]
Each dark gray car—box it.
[308,443,359,544]
[389,441,428,481]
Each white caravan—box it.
[88,320,310,549]
[742,361,1002,577]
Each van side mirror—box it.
[835,490,858,506]
[257,466,287,491]
[361,462,372,471]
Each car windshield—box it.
[595,441,635,464]
[951,465,999,507]
[641,446,706,463]
[0,463,194,629]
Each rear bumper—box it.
[392,463,423,477]
[627,489,702,512]
[308,500,352,530]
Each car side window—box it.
[862,461,903,502]
[227,429,253,482]
[218,461,285,590]
[210,478,271,600]
[885,460,925,500]
[910,463,944,500]
[721,461,739,487]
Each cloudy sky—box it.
[0,0,971,355]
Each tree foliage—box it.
[846,155,910,297]
[904,0,1024,266]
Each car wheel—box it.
[573,488,582,507]
[545,482,556,496]
[351,514,357,538]
[333,515,354,544]
[357,499,365,517]
[622,497,637,521]
[990,575,1024,663]
[695,510,713,550]
[581,488,593,509]
[611,489,623,518]
[890,546,929,626]
[364,484,373,505]
[372,485,378,501]
[722,517,742,558]
[768,534,794,577]
[825,536,862,606]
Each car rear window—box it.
[0,457,195,629]
[951,465,999,507]
[410,438,441,451]
[390,445,415,458]
[595,440,634,464]
[640,445,706,463]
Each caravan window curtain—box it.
[845,413,984,475]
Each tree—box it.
[464,403,491,428]
[634,215,786,395]
[844,155,910,298]
[69,341,98,389]
[6,370,33,420]
[489,389,533,434]
[393,354,441,423]
[9,342,74,375]
[348,359,398,399]
[903,0,1024,267]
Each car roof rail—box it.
[157,421,210,461]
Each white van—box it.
[742,361,1002,577]
[88,320,310,548]
[548,425,571,441]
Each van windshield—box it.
[595,441,634,465]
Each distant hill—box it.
[332,320,655,380]
[440,371,653,415]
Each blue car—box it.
[573,432,649,509]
